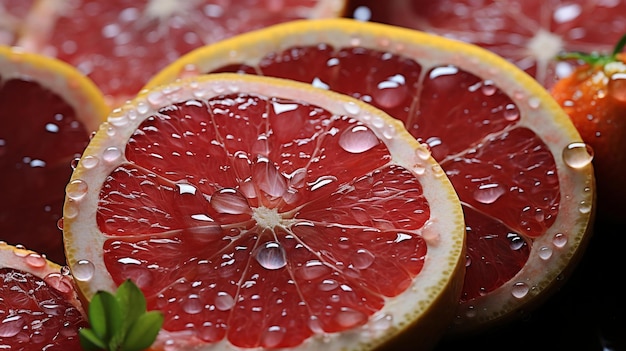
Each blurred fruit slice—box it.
[62,73,465,350]
[346,0,626,88]
[0,46,108,264]
[145,18,596,333]
[6,0,346,106]
[0,241,87,350]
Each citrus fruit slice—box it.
[346,0,626,88]
[145,18,596,333]
[0,241,87,350]
[62,73,465,350]
[7,0,347,106]
[0,46,108,264]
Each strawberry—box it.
[551,34,626,222]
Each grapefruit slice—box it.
[0,46,108,264]
[0,241,87,350]
[7,0,347,106]
[145,18,596,333]
[346,0,626,88]
[62,73,466,350]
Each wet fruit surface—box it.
[0,77,90,264]
[64,74,464,350]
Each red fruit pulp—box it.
[209,45,559,303]
[97,94,431,348]
[0,267,87,350]
[0,77,90,264]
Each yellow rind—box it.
[0,45,109,132]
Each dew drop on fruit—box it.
[473,183,505,204]
[44,272,73,294]
[210,188,251,215]
[298,260,330,280]
[72,259,95,281]
[578,200,592,214]
[353,248,375,269]
[338,125,379,153]
[308,175,337,191]
[262,325,286,348]
[103,146,122,163]
[57,217,64,230]
[480,80,497,96]
[373,74,408,108]
[255,241,287,270]
[343,101,360,114]
[81,155,99,169]
[562,142,593,168]
[538,246,553,260]
[503,103,520,121]
[66,179,88,200]
[369,312,393,332]
[308,315,325,334]
[0,315,25,337]
[319,279,339,291]
[553,233,567,248]
[25,253,46,268]
[70,157,80,170]
[64,201,79,219]
[608,73,626,103]
[336,307,368,328]
[182,294,203,314]
[215,291,235,311]
[511,282,529,298]
[177,182,197,195]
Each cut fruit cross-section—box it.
[0,45,108,264]
[4,0,347,106]
[63,73,466,350]
[0,241,87,350]
[145,18,596,334]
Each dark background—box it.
[341,2,625,350]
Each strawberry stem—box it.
[557,32,626,66]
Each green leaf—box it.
[79,327,108,351]
[121,311,164,351]
[89,290,123,341]
[116,279,148,330]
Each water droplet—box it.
[308,315,325,334]
[511,282,529,298]
[43,272,73,294]
[298,260,330,280]
[480,80,497,96]
[64,200,79,219]
[373,74,408,108]
[608,72,626,103]
[562,142,593,168]
[70,157,80,170]
[176,183,197,195]
[66,179,88,200]
[25,253,46,268]
[338,125,379,153]
[503,103,520,121]
[508,233,525,250]
[210,188,250,215]
[81,155,99,169]
[0,315,25,337]
[103,146,122,163]
[369,312,393,331]
[182,294,203,314]
[308,175,337,191]
[41,302,64,316]
[473,183,505,204]
[343,101,360,114]
[215,292,235,311]
[319,279,338,291]
[72,260,95,281]
[57,217,64,230]
[252,159,287,197]
[538,246,553,260]
[353,249,375,269]
[578,199,592,214]
[255,241,287,270]
[336,307,368,328]
[553,233,567,248]
[262,325,286,348]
